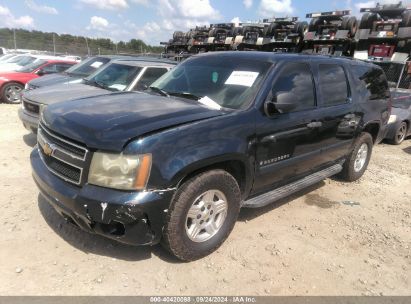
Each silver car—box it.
[19,59,176,133]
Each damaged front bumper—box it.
[31,148,175,246]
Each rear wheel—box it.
[1,82,23,104]
[339,133,373,182]
[295,21,308,38]
[389,122,408,145]
[347,16,358,37]
[309,18,322,32]
[359,12,380,29]
[162,170,241,261]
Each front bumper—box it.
[18,108,39,133]
[31,148,175,246]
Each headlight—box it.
[24,83,29,90]
[88,152,152,190]
[388,115,397,124]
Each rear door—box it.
[312,62,358,163]
[252,61,326,195]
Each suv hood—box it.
[42,92,224,151]
[28,73,77,88]
[24,83,110,104]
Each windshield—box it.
[150,56,272,109]
[65,56,110,77]
[85,62,142,91]
[7,55,36,66]
[0,54,17,62]
[16,59,46,73]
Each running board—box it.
[243,164,343,208]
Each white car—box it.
[0,55,65,72]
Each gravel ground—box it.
[0,103,410,295]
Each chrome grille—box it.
[37,123,89,185]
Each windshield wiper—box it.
[168,92,203,101]
[84,78,112,91]
[149,86,170,97]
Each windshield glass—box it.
[151,56,272,109]
[65,56,110,77]
[16,59,46,73]
[0,54,17,62]
[7,55,35,66]
[85,62,142,91]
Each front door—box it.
[252,61,325,195]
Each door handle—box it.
[306,121,322,129]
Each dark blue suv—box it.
[31,52,391,261]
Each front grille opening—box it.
[23,101,39,114]
[40,145,81,183]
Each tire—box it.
[173,31,184,40]
[1,82,23,104]
[402,10,411,27]
[266,22,281,37]
[347,16,358,37]
[389,122,408,145]
[295,21,308,38]
[359,13,379,29]
[162,170,241,261]
[341,16,350,30]
[339,132,373,182]
[309,18,322,32]
[232,27,243,37]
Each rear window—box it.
[352,65,389,100]
[318,64,349,106]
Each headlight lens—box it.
[388,115,397,124]
[88,152,152,190]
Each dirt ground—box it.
[0,103,410,296]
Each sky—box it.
[0,0,409,46]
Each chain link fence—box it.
[374,61,411,90]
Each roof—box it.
[110,58,176,67]
[192,51,377,66]
[87,54,177,65]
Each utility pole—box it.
[115,43,118,54]
[13,28,17,50]
[52,33,56,55]
[98,47,101,55]
[85,37,90,56]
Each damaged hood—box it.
[24,83,110,105]
[42,92,224,151]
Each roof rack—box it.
[306,10,351,18]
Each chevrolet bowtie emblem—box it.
[42,142,54,156]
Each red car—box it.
[0,59,76,104]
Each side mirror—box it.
[264,92,297,116]
[36,69,45,76]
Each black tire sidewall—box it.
[345,133,373,181]
[2,82,23,104]
[164,170,241,261]
[394,122,407,145]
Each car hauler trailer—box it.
[206,23,237,51]
[231,22,266,51]
[354,2,411,62]
[303,10,358,56]
[259,17,308,52]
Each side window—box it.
[318,64,349,106]
[272,62,316,112]
[41,64,58,73]
[134,68,168,91]
[353,65,389,100]
[56,63,73,72]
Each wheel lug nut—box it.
[197,214,201,219]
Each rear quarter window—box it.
[318,64,350,106]
[352,65,389,101]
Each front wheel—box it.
[2,82,23,104]
[162,170,241,261]
[389,122,407,145]
[339,132,373,182]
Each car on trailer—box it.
[260,17,308,52]
[304,10,358,56]
[355,2,411,62]
[185,26,210,53]
[206,23,237,51]
[161,31,190,58]
[231,22,266,51]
